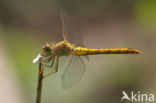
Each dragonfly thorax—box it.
[53,41,75,56]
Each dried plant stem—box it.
[36,57,44,103]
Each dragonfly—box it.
[33,12,141,89]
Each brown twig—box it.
[36,57,44,103]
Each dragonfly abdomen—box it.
[75,47,141,56]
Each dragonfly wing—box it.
[60,11,68,42]
[60,11,89,60]
[61,55,86,89]
[61,11,82,45]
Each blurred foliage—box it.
[3,28,42,102]
[135,0,156,30]
[0,0,156,103]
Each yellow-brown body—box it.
[75,47,141,56]
[42,40,141,57]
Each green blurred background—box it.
[0,0,156,103]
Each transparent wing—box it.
[61,11,89,60]
[61,55,86,89]
[61,11,82,46]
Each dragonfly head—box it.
[41,43,52,57]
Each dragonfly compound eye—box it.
[42,44,52,56]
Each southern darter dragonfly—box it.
[33,12,141,89]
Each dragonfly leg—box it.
[43,56,59,78]
[44,56,55,68]
[42,56,53,63]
